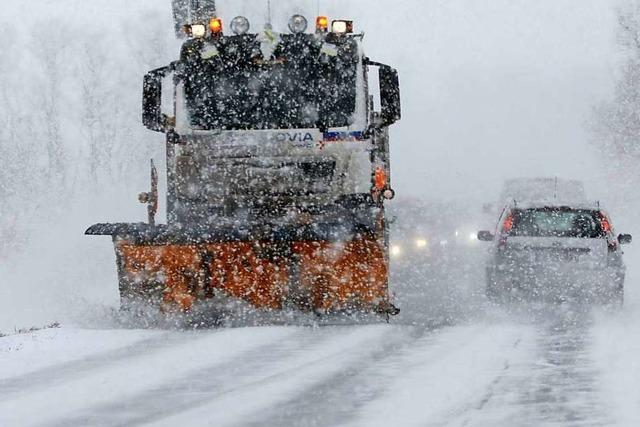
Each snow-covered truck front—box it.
[86,9,402,318]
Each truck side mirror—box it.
[142,63,179,133]
[477,231,495,242]
[142,71,165,133]
[379,65,401,127]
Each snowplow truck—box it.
[86,12,401,317]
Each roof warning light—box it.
[316,16,329,33]
[209,18,223,35]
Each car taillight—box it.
[599,212,618,252]
[599,212,612,234]
[502,212,514,234]
[497,211,513,248]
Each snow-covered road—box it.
[1,301,637,427]
[2,243,638,427]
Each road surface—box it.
[1,252,639,427]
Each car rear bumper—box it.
[488,262,624,299]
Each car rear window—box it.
[508,208,604,238]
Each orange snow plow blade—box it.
[115,236,393,314]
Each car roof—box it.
[505,199,602,211]
[499,178,588,205]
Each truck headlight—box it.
[189,24,206,38]
[415,238,428,249]
[332,20,353,34]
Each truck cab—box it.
[143,15,400,229]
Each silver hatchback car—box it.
[478,201,632,303]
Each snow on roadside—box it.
[0,326,299,427]
[592,306,640,427]
[0,327,161,380]
[589,207,640,426]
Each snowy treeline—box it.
[0,5,177,256]
[590,2,640,190]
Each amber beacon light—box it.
[209,18,223,35]
[316,16,329,32]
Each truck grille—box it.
[204,160,336,197]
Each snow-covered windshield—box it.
[181,34,358,130]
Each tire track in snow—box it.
[340,323,530,427]
[235,324,474,427]
[502,308,612,426]
[141,325,405,427]
[438,306,612,427]
[431,336,527,427]
[134,324,490,427]
[40,326,394,427]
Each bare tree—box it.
[618,2,640,54]
[0,10,175,257]
[0,23,40,254]
[30,25,72,185]
[589,2,640,185]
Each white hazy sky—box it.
[386,0,620,202]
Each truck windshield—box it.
[181,34,358,131]
[509,208,604,238]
